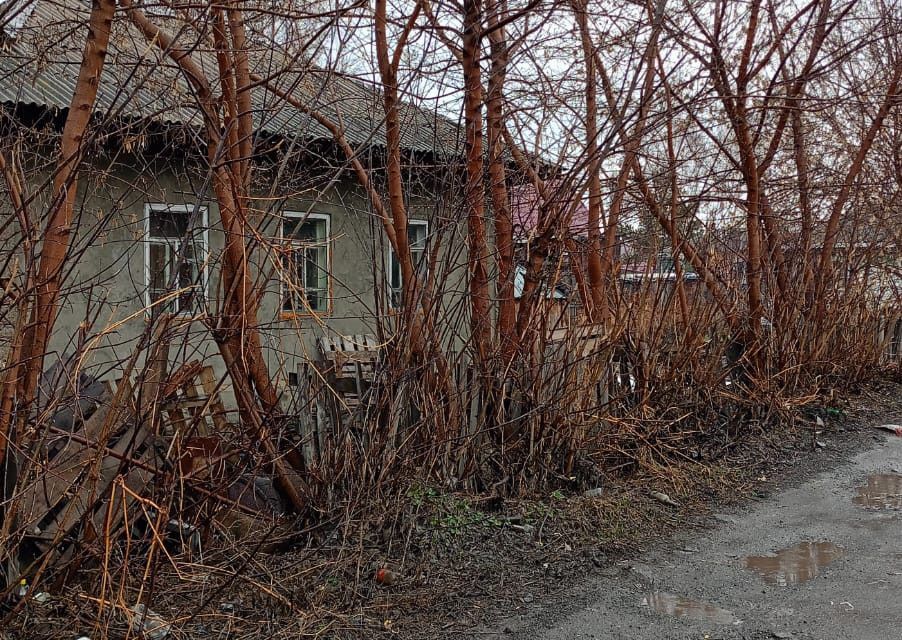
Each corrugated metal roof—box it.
[510,181,592,239]
[0,0,461,155]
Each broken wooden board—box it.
[16,379,133,535]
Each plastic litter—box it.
[128,604,170,640]
[650,491,680,507]
[876,424,902,436]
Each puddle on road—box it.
[744,541,844,586]
[641,591,739,625]
[853,474,902,510]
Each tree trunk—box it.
[812,60,902,323]
[462,0,493,368]
[125,1,305,508]
[374,0,416,315]
[14,0,117,428]
[572,0,604,318]
[486,0,516,362]
[589,0,666,319]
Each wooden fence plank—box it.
[296,363,318,467]
[199,366,230,433]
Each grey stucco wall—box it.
[1,151,463,407]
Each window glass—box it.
[149,209,190,238]
[146,204,205,315]
[282,214,330,314]
[389,220,428,307]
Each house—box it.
[0,0,465,392]
[619,254,701,292]
[509,181,592,327]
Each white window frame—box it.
[143,203,208,315]
[280,211,332,316]
[387,219,429,308]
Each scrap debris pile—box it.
[1,331,385,608]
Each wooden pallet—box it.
[160,362,230,437]
[317,333,381,404]
[292,334,383,468]
[318,334,381,374]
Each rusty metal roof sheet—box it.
[0,0,461,155]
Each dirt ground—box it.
[6,379,901,639]
[488,406,902,639]
[404,379,902,640]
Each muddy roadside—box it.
[10,379,900,639]
[399,379,902,639]
[510,395,902,640]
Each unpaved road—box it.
[497,427,902,640]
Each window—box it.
[281,212,330,315]
[388,220,428,307]
[144,204,207,314]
